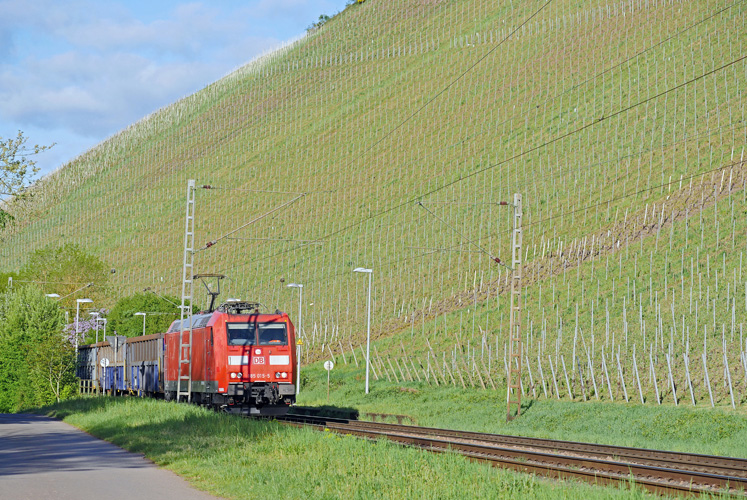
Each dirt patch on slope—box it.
[309,160,747,362]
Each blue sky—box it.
[0,0,348,177]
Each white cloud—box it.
[1,51,221,135]
[0,0,349,175]
[57,4,238,57]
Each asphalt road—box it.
[0,413,221,500]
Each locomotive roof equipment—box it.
[194,273,226,312]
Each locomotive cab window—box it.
[258,323,287,345]
[226,323,256,346]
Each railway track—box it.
[277,414,747,497]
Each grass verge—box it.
[35,396,673,500]
[296,361,747,459]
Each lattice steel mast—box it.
[178,179,196,402]
[506,193,523,421]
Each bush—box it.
[0,285,70,411]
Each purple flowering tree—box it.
[64,308,110,345]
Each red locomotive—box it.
[77,301,297,415]
[164,301,297,414]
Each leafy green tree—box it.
[0,131,54,229]
[307,13,331,31]
[107,292,181,338]
[30,325,77,403]
[19,243,112,311]
[0,285,69,412]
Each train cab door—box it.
[206,328,214,386]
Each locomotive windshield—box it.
[226,322,287,346]
[258,323,287,345]
[226,323,256,346]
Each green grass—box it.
[36,396,680,500]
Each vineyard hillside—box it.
[2,0,746,408]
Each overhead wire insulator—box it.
[205,241,216,248]
[499,201,509,206]
[201,185,212,189]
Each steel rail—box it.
[340,420,747,478]
[277,414,747,496]
[280,414,747,476]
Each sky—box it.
[0,0,348,177]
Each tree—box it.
[0,285,70,411]
[0,131,54,229]
[67,308,109,345]
[29,326,77,403]
[19,243,112,311]
[307,14,331,31]
[107,292,181,338]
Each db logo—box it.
[253,357,265,365]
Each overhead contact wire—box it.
[196,193,306,252]
[416,201,512,268]
[442,156,747,250]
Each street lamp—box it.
[75,298,93,351]
[89,312,100,343]
[353,267,373,394]
[96,317,107,341]
[287,283,303,396]
[134,312,147,336]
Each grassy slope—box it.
[3,0,746,411]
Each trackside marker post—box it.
[324,360,334,402]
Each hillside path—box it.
[0,413,221,500]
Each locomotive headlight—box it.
[255,348,261,355]
[281,372,288,378]
[230,373,236,379]
[236,372,242,379]
[275,372,280,377]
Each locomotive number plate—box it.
[253,356,265,365]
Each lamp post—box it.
[96,317,107,341]
[75,298,93,351]
[287,283,303,396]
[353,267,373,394]
[134,312,147,336]
[89,312,100,343]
